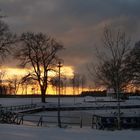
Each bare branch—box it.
[15,32,63,102]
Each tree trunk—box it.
[116,88,121,130]
[41,87,46,103]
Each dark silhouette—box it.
[127,41,140,85]
[0,16,16,60]
[15,32,63,102]
[88,26,133,129]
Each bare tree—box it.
[70,74,76,96]
[127,41,140,85]
[70,73,81,104]
[81,75,86,93]
[20,76,35,95]
[0,69,6,94]
[71,73,86,95]
[15,32,63,102]
[0,16,16,60]
[89,27,133,92]
[63,77,67,95]
[75,74,81,94]
[88,26,133,129]
[0,12,16,95]
[7,75,21,95]
[50,76,65,95]
[50,77,59,95]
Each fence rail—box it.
[0,104,37,112]
[91,115,140,130]
[16,113,83,128]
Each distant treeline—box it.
[81,90,140,97]
[0,94,82,98]
[81,90,107,97]
[0,90,139,98]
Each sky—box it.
[1,0,140,77]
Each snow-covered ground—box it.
[0,96,140,106]
[0,124,140,140]
[1,97,140,117]
[0,97,140,121]
[0,97,140,140]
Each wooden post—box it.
[37,116,43,126]
[80,116,82,128]
[19,115,24,125]
[91,115,94,129]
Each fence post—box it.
[80,116,82,128]
[19,115,24,125]
[37,116,43,126]
[21,115,24,124]
[91,115,94,129]
[16,114,19,124]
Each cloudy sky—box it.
[1,0,140,75]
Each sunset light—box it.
[0,1,140,137]
[0,66,76,95]
[2,67,29,79]
[2,66,74,78]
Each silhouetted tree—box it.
[81,75,86,92]
[71,73,86,95]
[0,12,16,95]
[0,15,16,60]
[50,77,59,95]
[20,76,35,95]
[127,41,140,85]
[7,75,21,95]
[15,32,63,102]
[70,74,76,96]
[50,76,65,95]
[88,26,133,129]
[0,69,6,94]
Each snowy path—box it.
[0,124,140,140]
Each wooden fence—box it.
[15,113,83,128]
[0,104,37,112]
[91,115,140,130]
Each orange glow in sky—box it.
[2,67,29,79]
[1,66,74,78]
[1,66,76,95]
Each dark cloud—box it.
[1,0,140,76]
